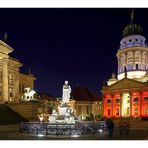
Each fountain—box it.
[20,81,108,137]
[48,80,79,124]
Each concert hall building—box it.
[0,36,36,103]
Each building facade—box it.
[0,38,36,103]
[102,11,148,118]
[69,86,102,119]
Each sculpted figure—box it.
[62,81,71,104]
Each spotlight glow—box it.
[71,134,80,138]
[38,134,44,137]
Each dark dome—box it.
[122,22,143,37]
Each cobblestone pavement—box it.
[0,122,148,140]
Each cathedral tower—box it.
[117,10,148,80]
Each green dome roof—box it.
[122,10,143,37]
[122,22,143,37]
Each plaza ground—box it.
[0,120,148,140]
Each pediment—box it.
[106,78,145,91]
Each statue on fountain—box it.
[62,80,71,105]
[48,80,79,124]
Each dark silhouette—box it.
[106,118,114,139]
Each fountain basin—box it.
[20,121,108,136]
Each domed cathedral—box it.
[0,34,36,103]
[117,10,148,81]
[102,10,148,118]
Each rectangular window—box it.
[9,88,13,101]
[107,99,111,103]
[8,74,13,85]
[107,109,111,116]
[144,97,148,101]
[134,98,139,102]
[134,108,138,115]
[116,109,120,116]
[144,108,148,114]
[116,99,120,103]
[134,98,139,104]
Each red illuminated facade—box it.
[102,77,148,118]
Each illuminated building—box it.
[70,86,102,119]
[0,35,36,103]
[102,10,148,118]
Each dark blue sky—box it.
[1,8,148,97]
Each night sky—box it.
[1,8,148,97]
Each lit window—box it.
[116,109,120,116]
[8,74,13,85]
[9,88,13,101]
[144,108,148,114]
[134,108,138,115]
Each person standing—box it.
[106,118,114,139]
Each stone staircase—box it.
[0,104,28,125]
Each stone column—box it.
[119,58,121,74]
[118,58,120,74]
[14,73,20,102]
[132,51,135,69]
[130,92,133,117]
[140,92,143,117]
[140,51,143,70]
[111,94,114,117]
[2,58,9,102]
[120,93,122,117]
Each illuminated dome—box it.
[120,10,147,50]
[117,10,148,81]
